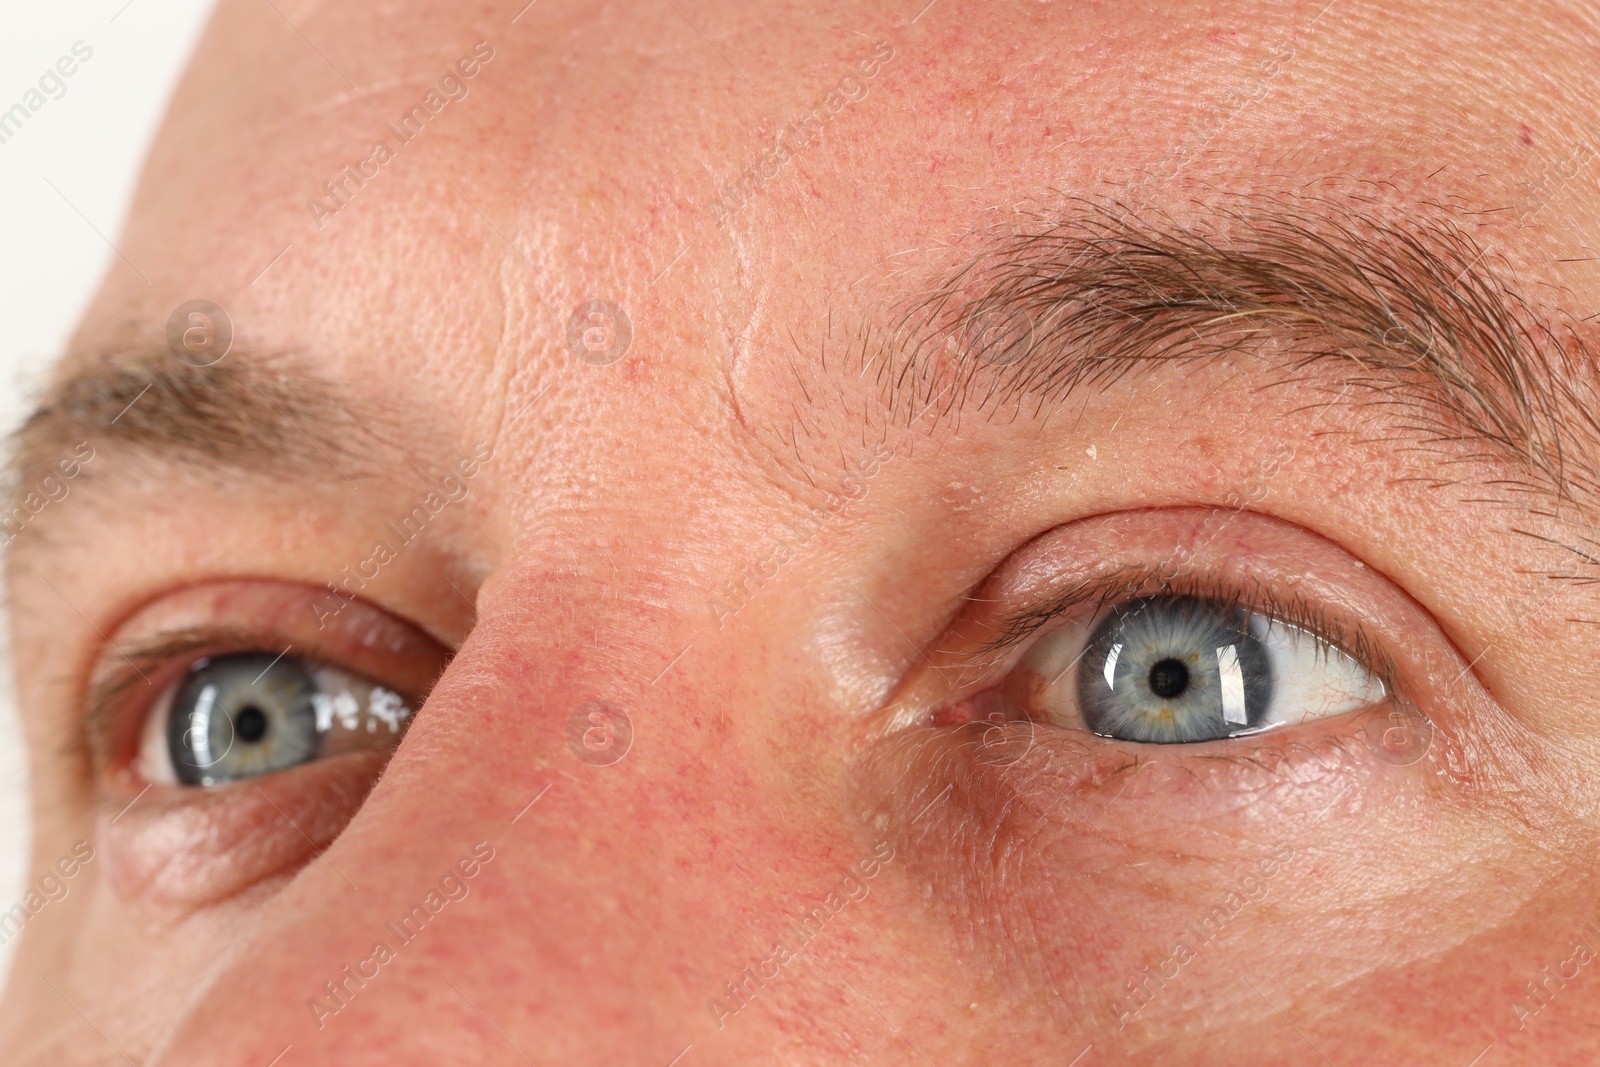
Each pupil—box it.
[1147,658,1189,699]
[235,706,269,743]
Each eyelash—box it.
[956,564,1401,703]
[81,628,283,775]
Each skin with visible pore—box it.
[6,0,1600,1062]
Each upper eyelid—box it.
[967,564,1148,655]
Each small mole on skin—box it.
[1520,123,1534,147]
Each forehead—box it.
[61,0,1600,445]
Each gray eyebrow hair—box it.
[6,350,427,504]
[884,194,1600,513]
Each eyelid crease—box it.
[957,564,1401,701]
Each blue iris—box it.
[1076,596,1274,743]
[166,652,321,785]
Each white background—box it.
[0,0,217,981]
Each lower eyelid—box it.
[862,708,1399,888]
[854,677,1513,1047]
[100,749,392,906]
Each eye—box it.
[137,650,416,786]
[1010,594,1386,743]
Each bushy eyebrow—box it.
[6,349,425,496]
[883,194,1600,513]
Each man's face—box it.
[6,0,1600,1062]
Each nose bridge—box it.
[144,567,791,1064]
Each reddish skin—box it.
[5,0,1600,1063]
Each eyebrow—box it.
[883,193,1600,515]
[5,350,428,524]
